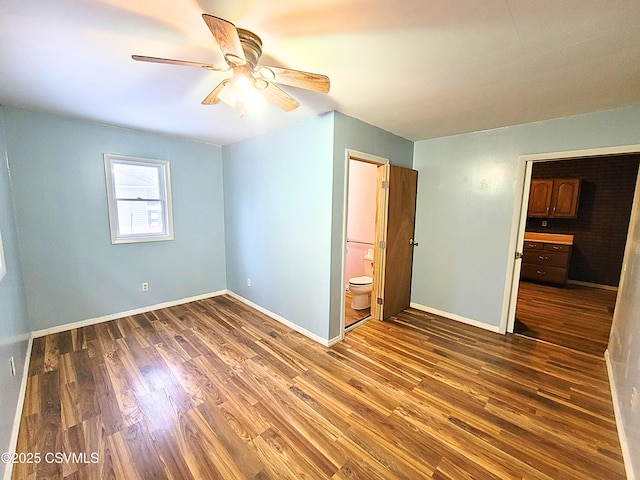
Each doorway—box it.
[341,150,419,334]
[344,158,378,329]
[505,145,640,355]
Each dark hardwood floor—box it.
[13,295,624,479]
[515,281,617,356]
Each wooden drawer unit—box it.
[521,233,573,286]
[522,249,569,268]
[523,241,545,251]
[521,264,568,284]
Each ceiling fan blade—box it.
[132,55,227,71]
[261,83,300,112]
[258,66,330,93]
[202,79,231,105]
[202,14,246,67]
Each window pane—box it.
[105,154,173,244]
[116,200,165,235]
[113,162,161,199]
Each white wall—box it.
[607,168,640,479]
[412,104,640,329]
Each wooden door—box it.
[372,165,418,320]
[551,179,580,217]
[528,179,553,217]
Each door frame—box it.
[340,149,389,335]
[502,143,640,334]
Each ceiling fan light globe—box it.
[258,66,276,80]
[240,90,267,113]
[233,75,253,93]
[225,53,246,66]
[217,86,237,108]
[254,78,269,90]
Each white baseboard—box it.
[31,288,340,347]
[8,289,342,480]
[605,350,636,480]
[409,303,501,333]
[4,334,34,480]
[566,280,618,291]
[32,290,228,338]
[226,291,338,347]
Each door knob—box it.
[410,239,419,246]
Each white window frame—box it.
[104,154,174,244]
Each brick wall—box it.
[526,154,640,287]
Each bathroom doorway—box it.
[341,150,419,334]
[344,157,378,329]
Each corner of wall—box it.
[605,350,637,480]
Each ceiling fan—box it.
[132,14,330,113]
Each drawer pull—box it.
[527,243,538,248]
[552,246,560,250]
[538,255,548,260]
[536,270,546,275]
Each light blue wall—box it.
[330,112,413,338]
[0,109,31,477]
[608,171,640,478]
[3,108,226,331]
[222,113,335,340]
[333,112,414,169]
[412,104,640,328]
[222,111,412,342]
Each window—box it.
[104,154,174,244]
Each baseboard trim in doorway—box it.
[226,291,341,347]
[409,303,501,333]
[605,350,636,480]
[345,315,371,333]
[513,333,603,358]
[31,290,228,338]
[567,280,618,291]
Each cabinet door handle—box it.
[536,270,546,275]
[538,255,548,260]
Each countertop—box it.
[524,232,574,245]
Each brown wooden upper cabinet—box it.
[528,179,581,218]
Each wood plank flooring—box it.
[13,295,625,479]
[515,281,617,356]
[344,291,370,329]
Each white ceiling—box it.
[1,0,639,146]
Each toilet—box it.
[348,249,374,310]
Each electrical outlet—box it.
[141,282,149,292]
[247,278,251,287]
[9,357,15,376]
[542,220,548,227]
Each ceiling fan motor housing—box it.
[236,28,262,69]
